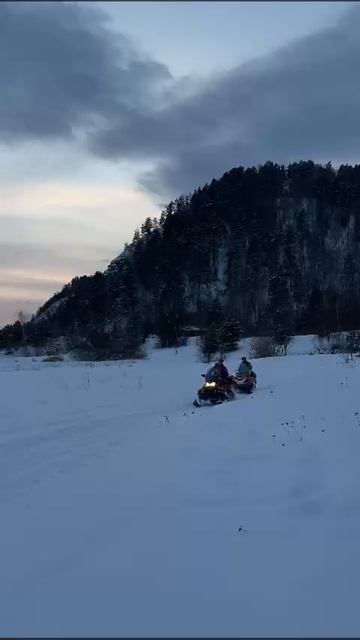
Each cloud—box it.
[3,2,360,198]
[0,1,171,143]
[0,174,160,327]
[1,181,154,218]
[0,241,107,274]
[0,179,159,254]
[0,241,113,327]
[91,5,360,195]
[0,297,45,327]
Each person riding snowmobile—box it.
[194,358,234,407]
[236,356,253,377]
[205,358,230,383]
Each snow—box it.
[1,341,360,636]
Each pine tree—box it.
[207,299,223,325]
[267,271,294,343]
[121,314,145,358]
[141,217,153,236]
[132,229,141,244]
[200,323,221,362]
[217,319,242,353]
[157,309,183,348]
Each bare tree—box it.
[16,310,30,346]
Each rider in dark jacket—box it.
[205,358,229,382]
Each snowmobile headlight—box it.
[205,382,216,388]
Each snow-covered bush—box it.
[249,336,276,359]
[273,335,293,355]
[43,355,64,362]
[315,330,360,355]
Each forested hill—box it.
[2,160,360,356]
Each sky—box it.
[0,0,356,327]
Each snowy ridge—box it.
[1,340,360,636]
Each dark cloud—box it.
[0,1,171,142]
[91,5,360,196]
[3,2,360,197]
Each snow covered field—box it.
[1,337,360,637]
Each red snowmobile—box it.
[232,371,257,394]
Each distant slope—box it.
[3,160,360,350]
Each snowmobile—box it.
[193,375,235,407]
[232,371,257,394]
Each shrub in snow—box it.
[250,336,276,358]
[155,334,188,349]
[314,330,360,356]
[273,334,293,355]
[328,332,348,354]
[43,355,64,363]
